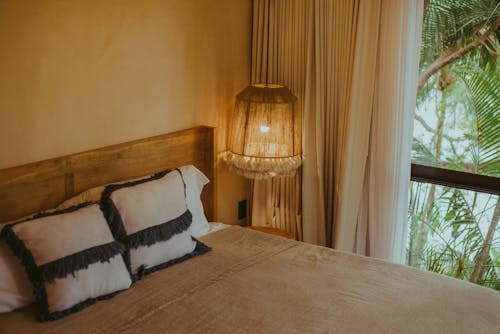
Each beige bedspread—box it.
[1,226,499,334]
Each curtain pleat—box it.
[251,0,310,241]
[250,0,423,259]
[355,0,423,262]
[319,0,362,247]
[333,0,382,251]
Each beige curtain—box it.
[313,0,366,247]
[251,0,423,261]
[332,0,382,250]
[250,0,312,241]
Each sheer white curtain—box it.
[251,0,423,261]
[354,1,423,262]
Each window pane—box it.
[412,70,499,178]
[413,0,499,178]
[407,181,499,290]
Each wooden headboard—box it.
[0,126,216,222]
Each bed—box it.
[0,126,499,333]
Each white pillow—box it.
[0,165,210,314]
[178,165,210,237]
[0,203,132,321]
[57,165,210,238]
[101,169,211,281]
[0,240,34,313]
[0,213,44,313]
[57,186,106,210]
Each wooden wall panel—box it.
[0,126,216,222]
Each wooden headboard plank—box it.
[0,126,216,222]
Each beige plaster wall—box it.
[0,0,251,224]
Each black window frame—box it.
[411,163,500,195]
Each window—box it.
[407,0,499,290]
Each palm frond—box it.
[421,0,500,70]
[460,66,500,177]
[412,138,440,166]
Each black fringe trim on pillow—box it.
[133,238,211,282]
[100,168,191,279]
[39,242,126,283]
[125,210,193,250]
[0,224,51,320]
[32,201,96,220]
[100,168,189,238]
[104,169,173,195]
[0,208,129,322]
[41,237,204,322]
[100,170,172,239]
[100,198,128,241]
[40,289,126,322]
[176,168,188,199]
[8,201,97,227]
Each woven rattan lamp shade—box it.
[224,84,302,179]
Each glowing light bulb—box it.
[260,125,270,133]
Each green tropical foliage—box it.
[461,65,500,176]
[408,0,500,290]
[408,183,499,289]
[420,0,500,65]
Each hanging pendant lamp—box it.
[224,83,302,179]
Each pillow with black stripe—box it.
[101,169,211,281]
[0,203,132,321]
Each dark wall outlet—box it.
[238,200,247,220]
